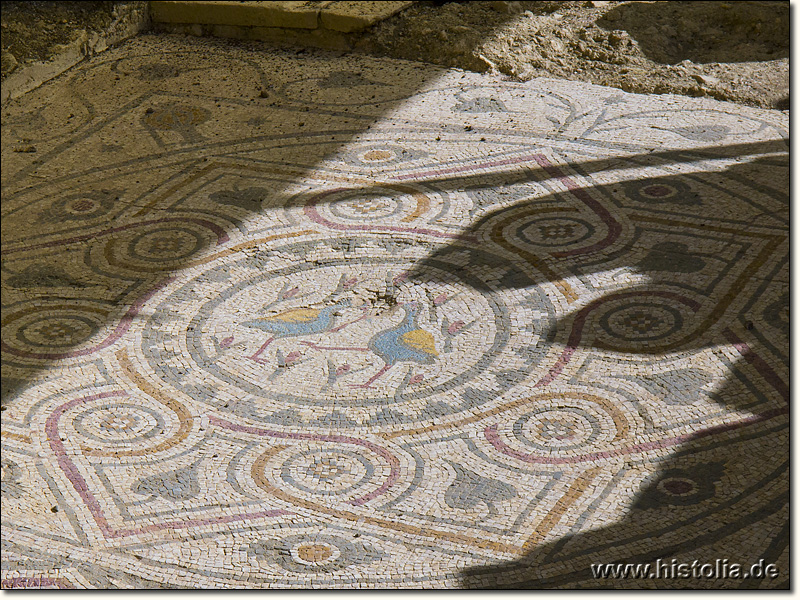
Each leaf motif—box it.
[638,242,705,274]
[209,187,269,210]
[1,458,24,499]
[7,265,84,289]
[670,125,730,142]
[444,460,516,516]
[132,462,200,501]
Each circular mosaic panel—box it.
[141,237,556,429]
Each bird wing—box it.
[262,308,320,323]
[400,329,438,356]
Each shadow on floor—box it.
[0,26,503,405]
[459,394,789,588]
[397,154,787,588]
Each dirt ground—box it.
[1,1,790,110]
[356,1,790,110]
[1,2,115,72]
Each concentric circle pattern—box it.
[128,228,204,262]
[280,448,373,496]
[0,35,788,589]
[329,191,405,221]
[72,403,165,445]
[516,216,595,248]
[2,305,108,358]
[144,244,550,427]
[487,391,637,462]
[18,315,99,349]
[599,301,684,344]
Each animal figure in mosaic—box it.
[352,301,438,388]
[243,299,351,363]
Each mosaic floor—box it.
[0,34,789,589]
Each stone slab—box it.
[320,1,415,33]
[150,1,415,32]
[150,1,320,29]
[154,21,353,50]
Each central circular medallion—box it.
[141,237,556,429]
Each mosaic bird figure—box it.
[353,302,438,388]
[244,299,350,363]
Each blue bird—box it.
[243,299,350,363]
[353,302,438,388]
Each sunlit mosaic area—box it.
[1,35,788,588]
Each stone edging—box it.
[1,2,150,105]
[1,2,416,104]
[150,1,415,51]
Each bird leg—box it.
[299,341,369,352]
[350,363,392,389]
[248,337,275,364]
[328,305,370,333]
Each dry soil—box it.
[356,1,790,110]
[1,1,790,110]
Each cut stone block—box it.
[157,21,353,50]
[320,1,415,33]
[150,1,321,30]
[149,1,416,33]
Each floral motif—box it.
[634,462,725,510]
[246,534,384,573]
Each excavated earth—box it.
[1,2,117,73]
[1,1,790,110]
[355,0,790,110]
